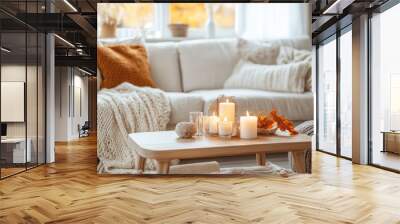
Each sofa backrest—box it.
[177,38,239,92]
[176,37,311,92]
[146,42,182,92]
[97,40,184,92]
[97,37,311,92]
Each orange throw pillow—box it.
[97,44,156,89]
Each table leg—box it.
[157,160,170,174]
[136,156,146,171]
[256,153,266,166]
[289,149,311,173]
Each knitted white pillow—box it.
[277,46,312,91]
[237,38,280,65]
[224,60,310,93]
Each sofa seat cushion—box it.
[166,92,204,125]
[190,89,313,121]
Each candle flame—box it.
[246,111,249,116]
[223,117,228,122]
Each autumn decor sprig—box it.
[257,109,298,136]
[269,110,298,135]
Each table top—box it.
[1,138,27,143]
[129,131,311,160]
[381,130,400,134]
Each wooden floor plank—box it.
[0,135,399,223]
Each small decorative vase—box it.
[168,24,189,38]
[206,4,215,38]
[100,23,117,38]
[175,122,196,139]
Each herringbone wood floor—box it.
[1,135,400,224]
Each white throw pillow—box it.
[277,46,311,64]
[238,38,280,65]
[277,46,312,91]
[224,60,310,93]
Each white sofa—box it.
[99,37,313,126]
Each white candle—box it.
[240,111,258,139]
[203,116,210,134]
[209,113,219,135]
[219,99,235,123]
[219,117,233,137]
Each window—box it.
[98,3,154,28]
[213,4,235,29]
[316,25,354,159]
[169,3,207,28]
[390,74,400,130]
[339,29,352,158]
[97,3,309,40]
[318,37,337,155]
[98,3,237,39]
[371,2,400,171]
[120,4,154,29]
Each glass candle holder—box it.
[190,112,203,136]
[202,116,210,135]
[208,113,219,136]
[219,117,233,138]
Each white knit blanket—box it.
[97,82,171,174]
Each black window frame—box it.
[315,16,353,161]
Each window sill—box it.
[98,36,236,44]
[145,36,206,43]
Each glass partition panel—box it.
[371,3,400,171]
[1,31,27,177]
[27,31,38,169]
[38,32,45,165]
[340,30,352,158]
[0,0,46,179]
[318,38,337,154]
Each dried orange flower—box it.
[257,115,275,129]
[269,109,298,135]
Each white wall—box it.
[1,65,26,139]
[55,66,70,141]
[1,65,40,137]
[71,74,89,138]
[55,67,89,141]
[1,64,46,164]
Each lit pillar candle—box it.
[240,111,258,139]
[219,99,235,123]
[219,117,233,137]
[209,113,219,135]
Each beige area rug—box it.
[169,161,293,177]
[116,161,294,177]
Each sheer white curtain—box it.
[240,3,310,39]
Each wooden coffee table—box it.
[128,131,311,174]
